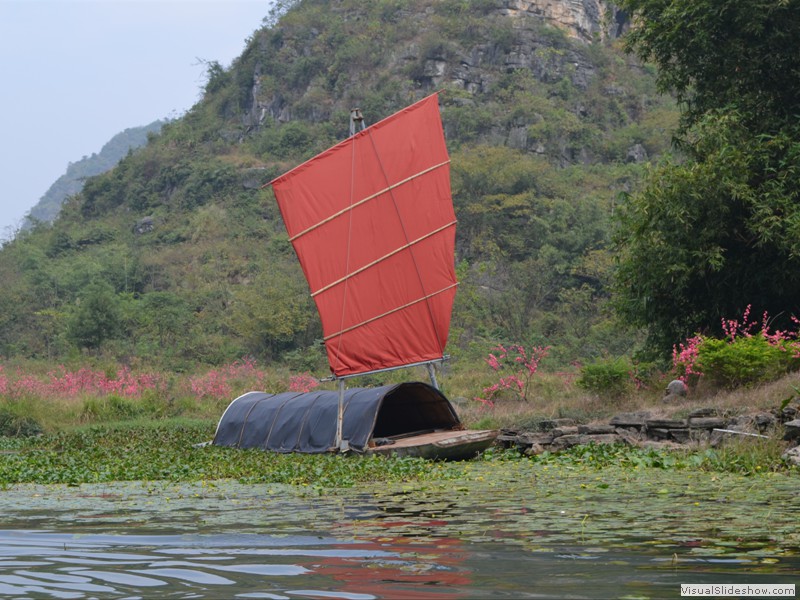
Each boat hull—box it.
[367,429,498,460]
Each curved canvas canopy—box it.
[270,94,457,377]
[212,382,460,453]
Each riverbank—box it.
[496,403,800,466]
[0,418,796,488]
[1,363,799,483]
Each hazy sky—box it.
[0,0,274,240]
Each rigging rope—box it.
[332,121,361,373]
[364,125,448,357]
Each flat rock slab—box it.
[648,428,671,441]
[552,426,580,437]
[609,412,652,427]
[538,418,577,430]
[646,419,686,429]
[614,428,643,445]
[687,417,727,429]
[668,428,691,443]
[551,433,622,450]
[783,419,800,441]
[517,432,556,445]
[688,407,717,418]
[578,424,617,435]
[549,434,585,449]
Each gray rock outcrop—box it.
[499,403,800,454]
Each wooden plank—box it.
[367,429,498,460]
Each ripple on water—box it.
[0,471,797,598]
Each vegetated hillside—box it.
[23,121,166,230]
[0,0,677,372]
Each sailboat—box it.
[212,93,498,459]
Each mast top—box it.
[349,108,365,136]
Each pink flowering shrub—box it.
[672,335,704,382]
[188,358,319,401]
[0,360,324,428]
[189,368,233,401]
[476,343,549,407]
[288,373,319,393]
[673,305,800,388]
[188,357,271,401]
[0,364,166,400]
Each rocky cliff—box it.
[245,0,633,165]
[499,0,626,42]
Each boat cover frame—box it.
[212,381,461,453]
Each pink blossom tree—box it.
[476,343,550,406]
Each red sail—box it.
[270,93,457,377]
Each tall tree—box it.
[67,281,122,350]
[620,0,800,132]
[614,0,800,354]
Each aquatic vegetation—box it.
[0,421,459,487]
[1,422,798,598]
[2,466,798,598]
[483,439,793,476]
[0,422,795,489]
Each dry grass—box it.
[3,359,798,434]
[453,370,800,430]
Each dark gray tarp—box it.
[212,381,461,453]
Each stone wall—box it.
[498,403,800,462]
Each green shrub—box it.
[473,416,501,430]
[576,358,631,398]
[139,390,172,418]
[81,395,143,422]
[0,407,43,437]
[698,436,789,475]
[697,334,799,388]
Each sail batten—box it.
[271,93,457,377]
[322,282,459,342]
[310,221,457,298]
[288,160,451,243]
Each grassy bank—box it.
[2,359,799,433]
[0,360,797,487]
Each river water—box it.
[0,462,797,599]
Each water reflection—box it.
[0,466,798,598]
[0,530,474,599]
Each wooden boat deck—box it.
[367,429,498,460]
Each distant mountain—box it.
[24,120,166,228]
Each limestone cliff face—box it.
[415,0,627,100]
[244,0,632,164]
[498,0,626,42]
